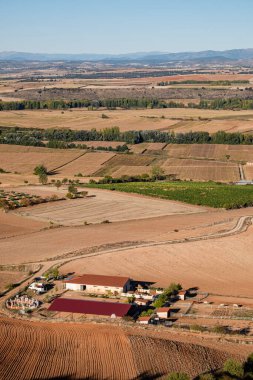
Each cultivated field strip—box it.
[0,317,137,380]
[0,146,84,175]
[162,165,240,182]
[164,144,253,161]
[129,334,230,378]
[0,316,240,380]
[244,166,253,180]
[56,151,116,176]
[16,188,203,225]
[112,165,152,177]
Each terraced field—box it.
[0,316,243,380]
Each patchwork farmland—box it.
[0,143,252,183]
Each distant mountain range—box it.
[1,49,253,63]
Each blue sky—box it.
[1,0,253,54]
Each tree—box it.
[223,359,244,378]
[34,164,48,176]
[68,184,78,195]
[166,372,190,380]
[55,180,62,190]
[39,172,48,185]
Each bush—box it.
[244,353,253,374]
[223,359,244,378]
[34,164,48,176]
[211,325,229,335]
[190,324,206,332]
[166,372,190,380]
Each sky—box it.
[1,0,253,54]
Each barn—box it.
[64,274,131,294]
[48,298,133,317]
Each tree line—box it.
[1,126,253,147]
[2,97,253,111]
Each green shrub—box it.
[223,359,244,378]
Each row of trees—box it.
[2,97,253,111]
[2,126,253,146]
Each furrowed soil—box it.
[0,316,251,380]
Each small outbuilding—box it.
[156,307,170,319]
[138,316,151,324]
[178,290,187,300]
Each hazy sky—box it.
[1,0,253,54]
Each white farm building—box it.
[64,274,131,295]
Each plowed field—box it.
[244,165,253,180]
[0,145,84,175]
[165,144,253,162]
[55,151,116,176]
[0,316,246,380]
[161,159,240,182]
[14,187,204,225]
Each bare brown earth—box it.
[0,271,28,292]
[1,315,252,380]
[0,211,46,239]
[1,192,253,300]
[60,222,253,297]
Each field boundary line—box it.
[49,151,87,173]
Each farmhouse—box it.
[64,274,131,294]
[156,307,170,319]
[48,298,132,318]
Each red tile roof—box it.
[156,307,170,312]
[48,298,132,317]
[138,316,151,321]
[64,274,130,288]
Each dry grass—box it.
[0,145,84,175]
[2,108,253,132]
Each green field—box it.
[86,181,253,209]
